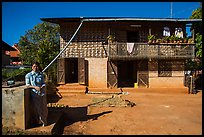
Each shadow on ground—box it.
[47,106,112,135]
[46,92,112,135]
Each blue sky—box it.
[2,2,200,46]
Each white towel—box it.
[127,43,134,54]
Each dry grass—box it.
[2,126,50,135]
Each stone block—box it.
[2,86,32,129]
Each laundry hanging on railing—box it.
[127,43,135,54]
[163,26,170,36]
[175,28,183,38]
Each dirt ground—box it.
[26,88,202,135]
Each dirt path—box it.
[27,88,202,135]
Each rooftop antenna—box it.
[170,2,173,18]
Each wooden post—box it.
[149,27,151,35]
[189,76,193,94]
[192,28,195,41]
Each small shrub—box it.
[2,68,31,81]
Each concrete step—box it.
[57,83,86,90]
[87,88,123,94]
[57,89,86,95]
[56,83,87,95]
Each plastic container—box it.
[134,83,138,88]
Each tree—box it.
[190,2,202,34]
[185,2,202,71]
[18,36,38,65]
[195,33,202,59]
[18,21,60,84]
[190,3,202,60]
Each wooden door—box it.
[57,58,66,84]
[107,60,118,88]
[137,59,149,88]
[78,58,88,86]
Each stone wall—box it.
[2,86,32,129]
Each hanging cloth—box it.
[163,26,170,36]
[175,28,183,38]
[127,43,134,54]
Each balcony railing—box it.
[108,42,195,59]
[60,42,195,59]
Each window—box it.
[158,61,172,77]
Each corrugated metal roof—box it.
[40,17,202,24]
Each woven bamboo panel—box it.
[61,42,108,58]
[59,21,189,59]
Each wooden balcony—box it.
[108,42,195,59]
[60,42,195,59]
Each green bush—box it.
[2,68,31,81]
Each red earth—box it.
[25,87,202,135]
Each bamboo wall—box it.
[59,21,188,59]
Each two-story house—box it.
[41,17,201,89]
